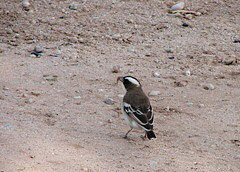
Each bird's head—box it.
[117,76,141,91]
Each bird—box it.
[117,76,156,140]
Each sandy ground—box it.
[0,0,240,171]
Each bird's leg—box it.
[123,128,133,139]
[140,132,147,140]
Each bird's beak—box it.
[117,76,123,84]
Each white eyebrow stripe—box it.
[125,77,140,86]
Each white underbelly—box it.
[122,109,141,129]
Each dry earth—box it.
[0,0,240,171]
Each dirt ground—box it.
[0,0,240,171]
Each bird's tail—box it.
[146,130,156,140]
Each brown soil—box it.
[0,0,239,171]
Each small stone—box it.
[32,45,44,57]
[198,104,204,108]
[148,91,160,96]
[222,56,237,65]
[74,96,81,99]
[68,37,78,43]
[156,23,168,30]
[79,38,86,44]
[43,75,58,82]
[233,39,240,43]
[112,33,121,40]
[203,84,215,90]
[69,4,77,10]
[0,95,4,100]
[152,71,160,78]
[174,81,188,87]
[25,98,34,104]
[184,69,191,76]
[34,45,44,53]
[112,65,121,73]
[128,69,134,73]
[15,33,20,39]
[81,167,89,172]
[165,106,170,112]
[165,48,173,53]
[168,56,175,60]
[50,49,61,57]
[30,54,37,58]
[104,98,114,105]
[170,2,185,11]
[31,91,41,96]
[118,94,124,98]
[145,52,151,57]
[196,12,201,16]
[107,119,112,123]
[98,89,104,92]
[22,93,28,98]
[6,28,13,34]
[182,22,189,27]
[3,86,9,91]
[185,14,193,20]
[22,0,30,11]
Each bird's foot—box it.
[140,134,147,140]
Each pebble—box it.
[184,69,191,76]
[107,119,113,123]
[25,98,34,104]
[152,71,160,78]
[168,56,175,60]
[69,4,77,10]
[104,98,114,105]
[222,56,237,65]
[112,65,121,73]
[174,81,188,87]
[118,94,124,98]
[233,39,240,43]
[6,28,13,34]
[79,38,86,44]
[198,104,204,108]
[54,49,62,57]
[165,48,173,53]
[182,22,189,27]
[185,14,193,20]
[32,45,44,57]
[170,2,185,11]
[3,86,9,91]
[34,45,44,53]
[22,93,28,98]
[30,54,37,58]
[74,96,81,99]
[0,95,4,100]
[31,91,41,96]
[145,52,151,57]
[43,75,58,82]
[81,167,90,172]
[203,84,215,90]
[128,69,134,73]
[68,37,78,43]
[187,102,194,106]
[148,91,160,96]
[22,0,30,11]
[165,106,170,112]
